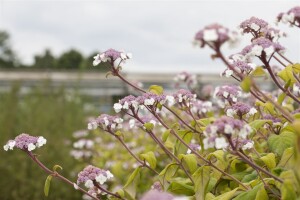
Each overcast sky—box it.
[0,0,299,73]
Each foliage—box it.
[3,5,300,200]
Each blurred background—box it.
[0,0,299,199]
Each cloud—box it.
[1,0,299,73]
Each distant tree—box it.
[32,49,56,68]
[0,30,18,68]
[56,49,83,69]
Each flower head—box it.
[203,116,252,149]
[240,17,268,33]
[241,38,285,59]
[173,89,197,107]
[224,58,255,76]
[226,102,257,118]
[174,71,198,89]
[195,24,238,48]
[88,114,123,132]
[4,133,47,152]
[191,100,213,116]
[77,165,113,188]
[277,6,300,27]
[93,48,132,67]
[214,85,242,106]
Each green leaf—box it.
[280,170,298,192]
[262,101,276,115]
[250,66,267,77]
[167,181,195,196]
[255,186,268,200]
[278,65,296,84]
[233,184,263,200]
[278,93,287,105]
[162,129,171,142]
[281,181,297,200]
[268,132,296,156]
[123,167,141,200]
[278,147,294,168]
[175,130,193,155]
[139,151,157,169]
[293,119,300,136]
[260,153,276,169]
[207,150,226,180]
[205,193,216,200]
[180,154,198,174]
[249,120,272,133]
[240,76,251,92]
[115,130,123,137]
[53,165,63,172]
[197,117,214,126]
[44,175,52,197]
[149,85,164,95]
[192,166,210,200]
[143,122,154,131]
[241,171,257,183]
[159,163,179,189]
[292,63,300,73]
[211,188,238,200]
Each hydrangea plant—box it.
[4,6,300,200]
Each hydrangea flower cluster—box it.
[203,116,252,150]
[77,165,114,189]
[4,133,47,151]
[93,48,132,67]
[87,114,123,131]
[191,100,213,116]
[231,138,254,151]
[194,23,239,48]
[214,85,242,106]
[73,139,94,149]
[226,102,257,118]
[70,137,95,160]
[73,130,89,138]
[240,17,269,34]
[222,59,255,77]
[239,17,285,41]
[174,71,198,89]
[241,37,285,59]
[129,116,159,129]
[114,95,139,113]
[173,89,197,107]
[114,94,175,113]
[70,149,93,160]
[277,6,300,27]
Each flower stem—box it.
[93,181,124,199]
[114,135,159,175]
[26,152,99,200]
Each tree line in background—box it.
[0,30,109,71]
